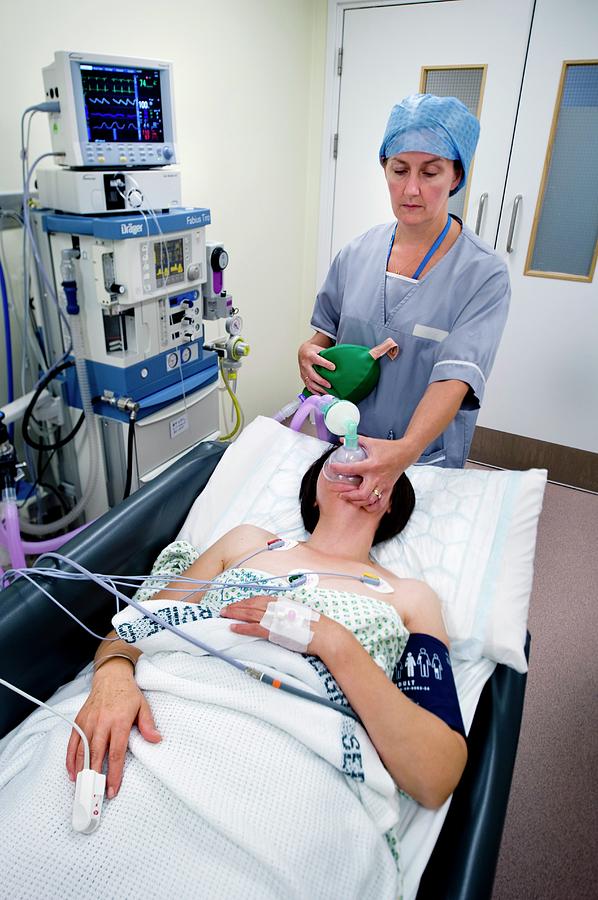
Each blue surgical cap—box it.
[379,94,480,196]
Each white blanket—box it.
[0,600,402,900]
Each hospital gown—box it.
[311,218,510,466]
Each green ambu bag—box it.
[304,340,398,404]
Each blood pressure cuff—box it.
[392,633,466,738]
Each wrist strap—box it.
[93,653,136,674]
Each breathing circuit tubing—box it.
[0,542,392,723]
[12,126,95,536]
[17,260,101,536]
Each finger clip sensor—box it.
[260,597,320,652]
[72,769,106,834]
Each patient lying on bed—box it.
[0,448,467,900]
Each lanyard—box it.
[386,216,451,280]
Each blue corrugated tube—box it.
[0,259,14,440]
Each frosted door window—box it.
[421,67,485,219]
[526,62,598,281]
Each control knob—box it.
[210,247,229,273]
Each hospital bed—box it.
[0,427,539,899]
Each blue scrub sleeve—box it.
[310,251,344,340]
[429,266,510,409]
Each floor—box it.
[490,478,598,899]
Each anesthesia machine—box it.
[0,51,249,551]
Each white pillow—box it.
[179,417,546,673]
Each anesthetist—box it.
[298,94,510,509]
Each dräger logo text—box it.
[121,223,144,236]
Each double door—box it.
[329,0,598,467]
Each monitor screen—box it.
[80,63,165,144]
[43,52,177,166]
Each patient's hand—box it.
[221,595,347,661]
[66,659,161,799]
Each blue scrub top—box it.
[311,219,510,467]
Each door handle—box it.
[506,195,522,253]
[475,192,488,236]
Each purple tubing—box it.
[1,502,25,570]
[289,395,334,442]
[0,499,91,569]
[21,521,90,555]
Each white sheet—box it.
[0,650,402,899]
[0,657,495,900]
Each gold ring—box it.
[372,488,382,500]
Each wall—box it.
[0,0,328,429]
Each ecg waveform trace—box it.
[81,65,165,144]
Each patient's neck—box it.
[305,512,376,564]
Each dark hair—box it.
[453,159,463,185]
[299,447,415,546]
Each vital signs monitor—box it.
[42,51,178,168]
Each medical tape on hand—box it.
[260,596,320,653]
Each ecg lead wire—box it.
[9,552,359,722]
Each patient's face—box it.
[315,468,353,515]
[315,469,333,511]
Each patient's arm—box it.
[224,582,466,809]
[322,581,467,809]
[66,525,271,796]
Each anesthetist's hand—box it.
[66,659,161,799]
[327,436,412,510]
[298,340,336,395]
[221,595,349,662]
